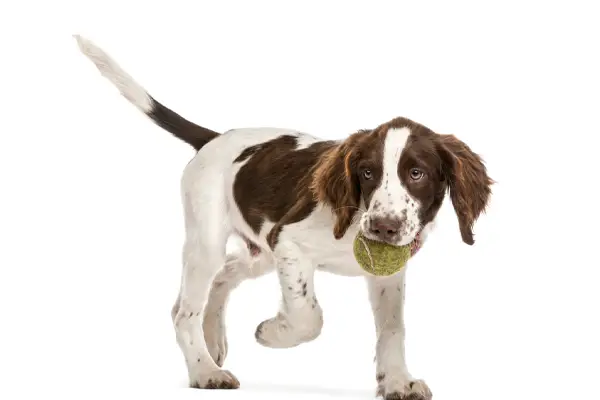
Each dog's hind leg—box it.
[172,165,240,389]
[203,246,274,367]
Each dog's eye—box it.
[363,169,373,180]
[409,168,424,181]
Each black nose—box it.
[369,217,403,242]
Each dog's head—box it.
[312,117,493,246]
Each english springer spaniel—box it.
[75,35,492,400]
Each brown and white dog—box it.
[75,35,492,400]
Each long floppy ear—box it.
[311,137,362,239]
[437,134,493,245]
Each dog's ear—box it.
[311,135,362,239]
[436,134,493,245]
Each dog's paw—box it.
[376,374,432,400]
[254,315,299,348]
[254,311,322,348]
[189,369,240,389]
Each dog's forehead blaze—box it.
[377,126,411,189]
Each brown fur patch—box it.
[436,134,494,244]
[233,135,336,247]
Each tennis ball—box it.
[353,232,413,276]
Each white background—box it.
[1,1,599,399]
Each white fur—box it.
[200,252,275,366]
[255,240,323,348]
[75,35,434,397]
[368,271,432,399]
[74,35,152,112]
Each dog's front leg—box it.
[367,270,432,400]
[254,241,323,348]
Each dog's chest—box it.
[278,206,366,277]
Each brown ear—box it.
[437,134,493,245]
[311,137,362,239]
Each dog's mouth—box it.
[408,231,423,256]
[360,229,423,256]
[360,230,415,246]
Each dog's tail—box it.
[73,35,219,151]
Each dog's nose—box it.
[369,217,403,242]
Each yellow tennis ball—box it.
[353,232,412,276]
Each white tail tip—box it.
[74,34,153,113]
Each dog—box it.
[75,35,492,400]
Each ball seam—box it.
[358,236,375,274]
